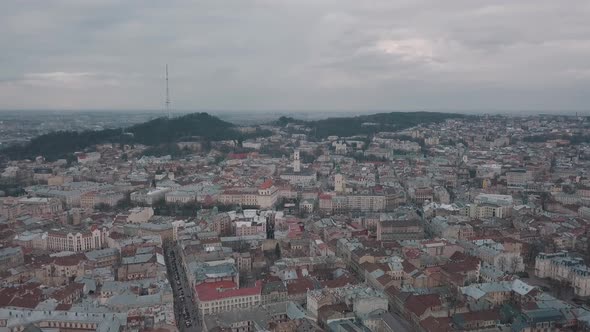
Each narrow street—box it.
[164,243,202,332]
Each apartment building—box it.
[0,309,127,332]
[80,191,125,209]
[377,219,424,241]
[0,197,62,220]
[47,226,104,252]
[0,247,24,270]
[85,248,120,268]
[506,169,532,187]
[213,213,233,236]
[218,188,258,207]
[463,194,514,219]
[195,280,262,317]
[257,179,279,209]
[535,252,590,296]
[34,254,86,286]
[320,193,387,213]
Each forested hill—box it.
[2,111,466,161]
[1,112,252,161]
[276,111,466,138]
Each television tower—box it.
[165,64,171,119]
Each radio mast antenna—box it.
[165,64,171,119]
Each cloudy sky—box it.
[1,0,590,113]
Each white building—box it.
[335,173,345,193]
[535,252,590,297]
[131,187,171,206]
[256,180,278,209]
[47,226,104,252]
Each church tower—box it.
[334,164,345,192]
[294,149,301,173]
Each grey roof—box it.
[121,253,153,265]
[0,246,22,258]
[85,248,118,261]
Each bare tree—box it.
[498,256,508,272]
[510,256,521,273]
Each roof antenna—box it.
[165,64,171,119]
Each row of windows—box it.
[202,296,260,307]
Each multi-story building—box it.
[218,188,258,207]
[0,247,24,270]
[0,308,127,332]
[235,220,267,237]
[506,169,532,187]
[377,219,423,241]
[130,187,171,206]
[257,179,278,209]
[279,171,317,185]
[165,182,221,204]
[80,191,125,209]
[194,280,262,317]
[320,193,387,213]
[261,281,288,305]
[85,248,120,268]
[213,213,233,236]
[13,230,48,250]
[117,249,159,281]
[0,196,62,220]
[34,254,86,286]
[377,216,424,242]
[463,194,514,219]
[228,209,272,237]
[47,226,104,252]
[535,252,590,296]
[409,187,434,203]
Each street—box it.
[163,243,202,332]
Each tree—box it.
[275,243,282,259]
[116,193,133,210]
[498,256,508,272]
[509,256,521,273]
[95,203,112,212]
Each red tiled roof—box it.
[287,278,315,295]
[402,260,418,274]
[56,303,72,310]
[195,281,261,302]
[321,275,356,289]
[420,317,452,332]
[405,294,441,317]
[259,179,273,189]
[53,253,86,266]
[51,282,84,301]
[456,309,500,322]
[404,248,422,259]
[449,251,470,262]
[376,274,394,286]
[0,283,43,308]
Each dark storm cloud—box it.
[1,0,590,111]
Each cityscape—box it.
[3,1,590,331]
[1,112,590,332]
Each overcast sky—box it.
[1,0,590,113]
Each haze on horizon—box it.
[1,0,590,113]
